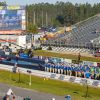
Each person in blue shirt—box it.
[55,63,58,73]
[77,68,81,77]
[51,64,53,72]
[83,68,87,78]
[52,64,55,73]
[47,63,50,72]
[49,64,52,73]
[58,64,61,74]
[74,66,78,77]
[44,63,47,71]
[64,66,67,75]
[85,71,91,79]
[61,65,64,74]
[67,65,69,75]
[69,66,72,76]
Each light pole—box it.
[27,70,32,86]
[42,11,43,27]
[18,69,21,82]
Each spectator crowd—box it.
[45,62,100,80]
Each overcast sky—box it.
[1,0,100,6]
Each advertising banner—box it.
[34,55,38,59]
[42,56,52,60]
[63,58,72,63]
[42,56,45,60]
[48,57,52,60]
[72,60,83,64]
[69,77,76,82]
[38,56,41,59]
[83,61,95,66]
[58,75,65,80]
[92,81,99,86]
[97,63,100,67]
[52,57,55,61]
[8,38,17,44]
[80,79,86,84]
[95,52,100,57]
[19,53,28,58]
[50,74,56,78]
[0,38,6,43]
[52,57,61,63]
[0,31,22,34]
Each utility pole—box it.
[4,0,5,6]
[42,11,43,27]
[37,13,38,25]
[34,12,35,25]
[27,12,28,28]
[46,12,47,27]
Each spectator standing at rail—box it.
[16,54,19,61]
[78,53,81,61]
[39,63,42,71]
[0,55,2,62]
[13,63,17,73]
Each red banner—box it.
[0,39,6,42]
[97,63,100,67]
[95,52,100,57]
[8,38,17,43]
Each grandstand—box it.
[41,13,100,53]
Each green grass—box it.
[34,50,100,63]
[0,69,100,100]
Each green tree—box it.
[27,23,39,45]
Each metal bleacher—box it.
[41,13,100,52]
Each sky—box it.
[1,0,100,6]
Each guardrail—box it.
[41,42,100,50]
[0,64,100,87]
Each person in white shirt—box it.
[6,88,15,100]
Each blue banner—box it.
[19,53,28,58]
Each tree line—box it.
[1,1,100,27]
[26,2,100,27]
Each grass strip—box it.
[0,69,100,100]
[34,50,100,63]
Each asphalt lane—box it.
[0,53,45,71]
[0,61,45,71]
[1,54,45,65]
[0,83,74,100]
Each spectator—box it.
[58,65,60,74]
[0,55,2,62]
[78,53,81,61]
[6,88,15,100]
[13,63,17,73]
[12,96,15,100]
[85,71,91,79]
[6,56,11,61]
[72,69,75,76]
[16,54,19,61]
[39,63,42,71]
